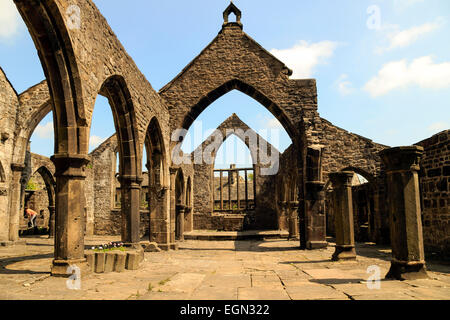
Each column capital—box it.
[305,181,325,200]
[169,167,179,175]
[278,201,288,209]
[379,146,424,172]
[289,201,300,209]
[10,163,26,172]
[50,153,90,178]
[329,171,354,188]
[117,175,143,188]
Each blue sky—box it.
[0,0,449,169]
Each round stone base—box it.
[332,245,356,261]
[385,261,429,280]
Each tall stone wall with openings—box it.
[191,114,279,231]
[416,130,450,259]
[87,134,151,237]
[0,68,19,242]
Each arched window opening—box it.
[22,168,55,234]
[180,90,292,155]
[213,136,255,212]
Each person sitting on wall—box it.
[24,207,38,229]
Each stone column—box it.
[176,204,186,241]
[8,163,26,242]
[278,201,288,231]
[118,175,143,248]
[149,185,171,249]
[169,168,178,250]
[50,154,90,276]
[184,206,193,233]
[380,146,429,280]
[329,172,357,261]
[48,205,56,238]
[302,146,327,249]
[288,201,300,240]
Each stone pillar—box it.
[184,206,193,233]
[302,146,327,250]
[8,163,26,242]
[176,204,185,241]
[380,146,429,280]
[118,175,143,248]
[288,201,300,240]
[329,172,356,261]
[50,154,90,276]
[278,201,288,231]
[48,205,56,238]
[169,168,178,250]
[149,185,170,249]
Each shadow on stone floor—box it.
[309,278,364,285]
[0,253,52,275]
[280,260,331,264]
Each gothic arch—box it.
[14,0,87,155]
[99,75,141,179]
[178,79,296,144]
[145,117,168,189]
[33,166,56,207]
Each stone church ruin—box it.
[0,1,448,282]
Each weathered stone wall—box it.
[0,68,19,241]
[160,23,317,143]
[89,135,118,235]
[318,119,388,179]
[192,114,279,231]
[416,130,450,259]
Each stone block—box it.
[126,251,140,270]
[115,252,126,272]
[104,252,116,273]
[95,252,106,273]
[85,251,95,272]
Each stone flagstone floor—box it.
[0,236,449,300]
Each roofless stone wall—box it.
[416,130,450,259]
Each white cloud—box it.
[364,56,450,97]
[336,74,355,96]
[89,135,106,149]
[0,0,21,40]
[270,40,339,78]
[428,122,449,133]
[377,19,443,53]
[35,122,53,139]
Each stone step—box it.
[184,230,289,241]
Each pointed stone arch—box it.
[145,117,170,244]
[98,75,142,245]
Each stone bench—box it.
[85,248,143,273]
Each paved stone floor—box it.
[0,236,449,300]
